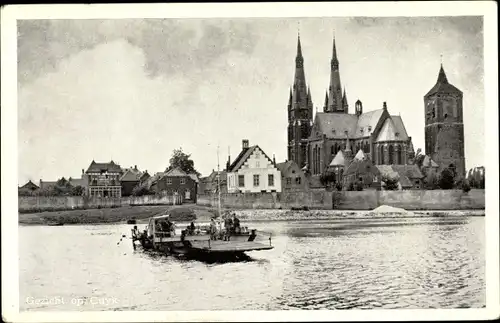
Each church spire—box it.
[437,63,449,84]
[327,34,344,113]
[323,91,329,112]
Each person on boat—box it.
[223,216,233,241]
[210,218,217,240]
[233,214,241,234]
[189,221,195,235]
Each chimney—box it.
[134,165,138,170]
[242,139,249,149]
[273,154,276,166]
[81,169,84,174]
[383,102,387,110]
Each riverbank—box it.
[18,205,216,226]
[18,204,484,226]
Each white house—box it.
[226,139,282,193]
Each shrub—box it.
[382,173,399,191]
[335,183,343,191]
[355,181,364,191]
[438,169,455,190]
[462,179,471,193]
[347,182,355,191]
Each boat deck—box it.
[189,240,274,253]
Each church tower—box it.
[287,34,313,169]
[326,36,347,113]
[424,64,465,179]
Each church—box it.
[287,35,416,178]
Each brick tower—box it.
[424,64,465,179]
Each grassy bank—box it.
[18,205,217,226]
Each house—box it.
[420,155,439,177]
[226,139,282,193]
[200,170,228,194]
[343,151,381,190]
[154,167,197,203]
[276,160,307,192]
[120,165,143,196]
[84,160,122,198]
[18,180,39,195]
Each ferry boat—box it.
[131,214,273,260]
[130,145,273,260]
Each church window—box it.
[397,145,403,165]
[388,145,394,164]
[379,145,385,165]
[331,146,334,156]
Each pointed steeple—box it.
[437,64,449,84]
[342,87,348,112]
[327,33,344,113]
[331,35,338,66]
[323,91,329,112]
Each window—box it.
[268,174,274,186]
[238,175,245,187]
[286,177,292,185]
[296,177,302,184]
[256,161,260,168]
[167,178,172,185]
[253,175,260,187]
[180,178,186,184]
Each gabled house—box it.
[343,152,381,190]
[84,160,122,198]
[201,170,228,194]
[376,164,424,190]
[276,160,307,192]
[154,167,197,203]
[18,180,39,195]
[120,166,143,196]
[226,139,282,193]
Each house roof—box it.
[86,160,122,173]
[329,150,346,167]
[68,178,85,187]
[422,155,439,168]
[39,180,57,190]
[425,65,462,97]
[120,169,142,181]
[276,160,294,173]
[345,159,380,176]
[227,145,275,173]
[356,109,385,136]
[20,180,39,190]
[163,167,188,177]
[391,164,424,179]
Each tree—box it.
[319,171,336,191]
[132,185,154,196]
[438,168,455,189]
[382,173,400,190]
[461,179,471,193]
[72,185,85,196]
[168,148,200,176]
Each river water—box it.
[19,215,485,311]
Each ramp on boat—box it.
[189,240,274,253]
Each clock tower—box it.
[424,64,465,179]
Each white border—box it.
[2,2,499,322]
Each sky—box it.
[17,16,484,184]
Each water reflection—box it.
[19,216,485,311]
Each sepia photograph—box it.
[2,2,499,322]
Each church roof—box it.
[376,118,399,142]
[390,116,409,141]
[312,108,407,141]
[425,65,462,97]
[329,150,346,167]
[356,109,385,136]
